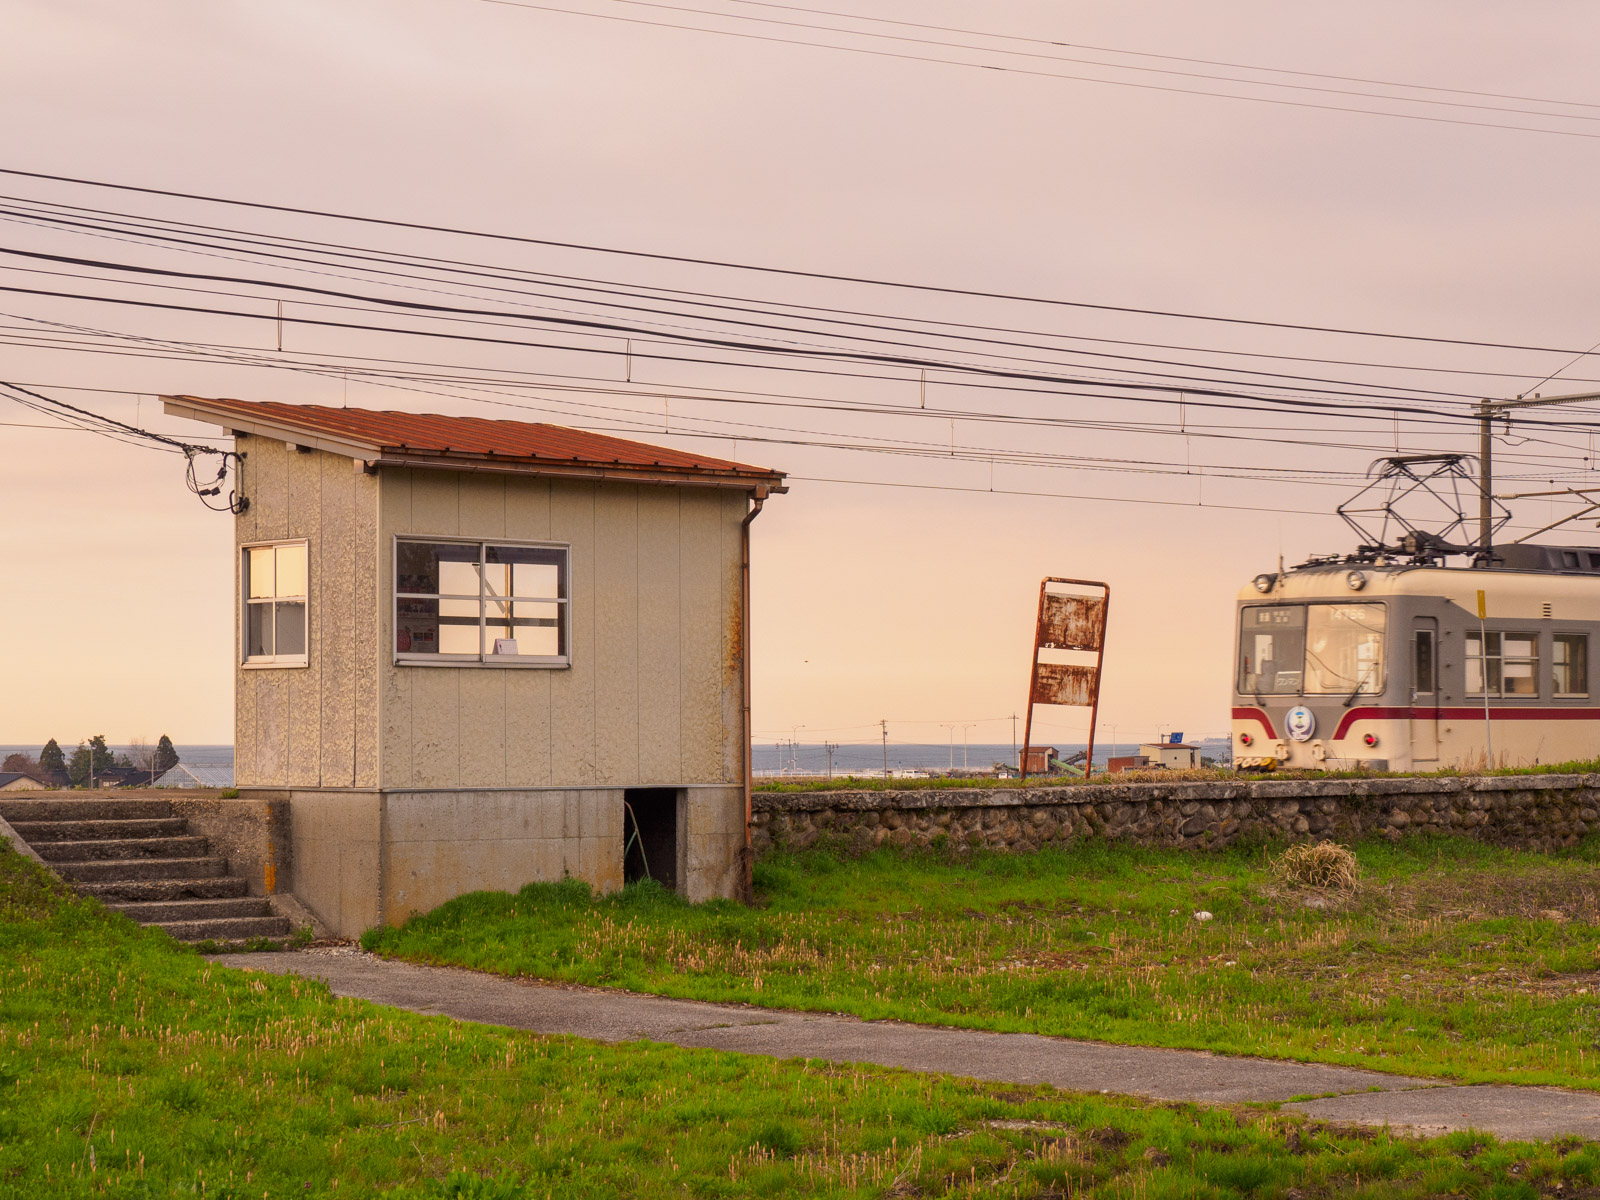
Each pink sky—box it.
[4,0,1600,748]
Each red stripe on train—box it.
[1231,707,1277,738]
[1334,706,1600,739]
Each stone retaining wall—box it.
[751,775,1600,858]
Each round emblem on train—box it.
[1285,706,1316,742]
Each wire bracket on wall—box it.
[0,379,249,513]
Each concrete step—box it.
[107,897,274,923]
[154,915,291,943]
[77,876,249,902]
[54,856,229,883]
[33,836,210,863]
[10,818,190,843]
[0,799,174,823]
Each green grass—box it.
[10,845,1600,1198]
[367,837,1600,1091]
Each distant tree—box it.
[67,742,91,787]
[38,739,64,772]
[127,738,156,782]
[155,734,179,774]
[2,753,37,774]
[88,734,114,774]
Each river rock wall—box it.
[751,775,1600,858]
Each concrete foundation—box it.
[247,783,746,937]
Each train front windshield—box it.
[1239,603,1386,696]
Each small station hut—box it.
[164,396,785,936]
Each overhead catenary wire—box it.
[7,190,1593,395]
[9,165,1600,363]
[449,0,1600,141]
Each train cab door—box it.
[1411,617,1439,762]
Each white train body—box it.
[1232,545,1600,771]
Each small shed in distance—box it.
[1108,738,1203,773]
[164,396,785,937]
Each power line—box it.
[585,0,1600,126]
[6,165,1600,359]
[6,190,1578,394]
[460,0,1600,140]
[718,0,1600,114]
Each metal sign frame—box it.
[1021,577,1110,784]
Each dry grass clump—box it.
[1271,841,1360,891]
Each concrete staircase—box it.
[0,797,292,943]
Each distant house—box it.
[1108,738,1203,773]
[0,772,45,792]
[152,762,236,789]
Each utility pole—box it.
[1476,390,1600,562]
[940,723,956,771]
[1010,713,1018,773]
[824,741,837,779]
[880,719,888,780]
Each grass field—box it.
[366,835,1600,1091]
[10,843,1600,1195]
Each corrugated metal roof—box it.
[166,396,784,486]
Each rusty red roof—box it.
[162,396,784,488]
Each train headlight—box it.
[1346,570,1367,591]
[1240,732,1253,746]
[1363,733,1378,748]
[1252,573,1276,593]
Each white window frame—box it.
[1554,632,1589,698]
[1466,629,1539,699]
[392,535,571,668]
[241,538,310,669]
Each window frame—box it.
[1465,629,1540,699]
[240,538,310,670]
[1236,601,1387,697]
[392,535,572,669]
[1554,632,1589,699]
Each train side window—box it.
[1466,631,1503,697]
[1470,631,1538,697]
[1589,553,1600,570]
[1563,551,1580,569]
[1413,631,1436,698]
[1554,634,1589,697]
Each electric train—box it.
[1232,543,1600,771]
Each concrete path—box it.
[220,948,1600,1142]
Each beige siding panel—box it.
[410,470,459,536]
[319,456,356,787]
[286,448,321,787]
[457,474,507,539]
[410,668,461,788]
[252,440,289,542]
[353,470,381,788]
[378,470,414,788]
[678,490,725,784]
[503,477,552,542]
[593,486,640,786]
[549,483,596,784]
[505,669,553,787]
[235,672,259,786]
[255,668,290,786]
[721,491,746,784]
[458,670,507,787]
[636,488,682,783]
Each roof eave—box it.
[370,453,787,492]
[162,396,380,461]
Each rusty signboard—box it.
[1021,578,1110,783]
